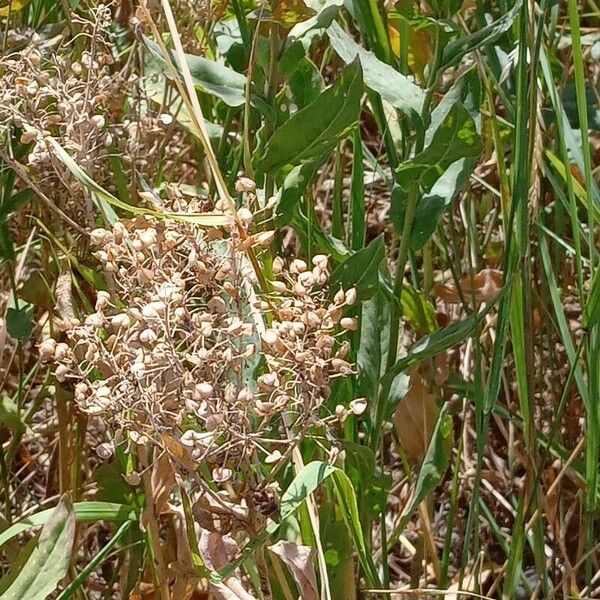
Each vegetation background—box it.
[0,0,599,597]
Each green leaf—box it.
[275,160,325,226]
[47,138,230,227]
[327,21,424,120]
[6,306,33,341]
[289,57,324,108]
[357,291,389,400]
[342,442,391,515]
[0,495,75,600]
[407,157,475,250]
[0,395,25,435]
[281,462,380,587]
[391,103,481,239]
[329,235,384,302]
[382,295,500,386]
[0,502,137,550]
[144,37,247,107]
[259,61,363,174]
[561,82,600,131]
[56,521,132,600]
[280,461,337,520]
[439,0,522,70]
[0,189,32,220]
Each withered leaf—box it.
[269,540,318,600]
[394,371,438,464]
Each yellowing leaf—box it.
[272,0,316,27]
[388,22,433,82]
[0,0,29,18]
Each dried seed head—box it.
[349,397,368,416]
[139,328,158,344]
[39,338,57,360]
[345,287,357,305]
[95,290,111,311]
[54,342,70,361]
[265,449,283,464]
[235,176,256,193]
[340,317,358,331]
[312,254,328,269]
[213,467,233,482]
[111,313,130,329]
[290,259,307,274]
[261,329,279,345]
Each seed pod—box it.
[340,317,358,331]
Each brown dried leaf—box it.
[393,372,438,464]
[162,433,199,471]
[151,448,176,514]
[199,531,256,600]
[433,268,502,303]
[269,540,318,600]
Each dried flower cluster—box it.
[45,214,363,480]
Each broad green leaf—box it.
[342,442,391,515]
[142,57,224,142]
[275,159,325,226]
[0,495,75,600]
[0,395,25,435]
[144,37,246,107]
[259,61,363,174]
[357,291,389,400]
[6,305,33,341]
[328,468,380,587]
[0,502,137,549]
[289,57,324,108]
[322,520,356,600]
[282,462,380,587]
[391,103,481,238]
[440,0,522,70]
[398,103,481,188]
[327,21,424,119]
[407,157,475,249]
[329,235,384,302]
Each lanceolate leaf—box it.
[439,0,523,70]
[329,235,384,302]
[0,495,75,600]
[408,157,476,249]
[392,405,453,539]
[144,37,247,107]
[259,61,363,174]
[327,21,424,119]
[390,103,481,240]
[382,293,501,385]
[0,501,137,549]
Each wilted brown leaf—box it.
[151,449,176,514]
[199,531,256,600]
[433,268,503,303]
[394,371,438,464]
[269,540,318,600]
[162,433,200,471]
